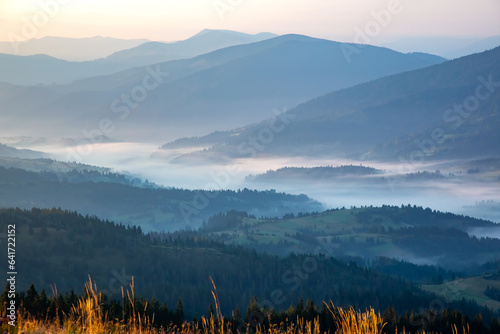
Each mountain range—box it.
[104,29,277,68]
[160,44,500,162]
[0,30,276,86]
[0,33,446,142]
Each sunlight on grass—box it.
[7,277,470,334]
[324,302,384,334]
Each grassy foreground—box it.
[2,279,469,334]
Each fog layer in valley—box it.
[13,139,500,227]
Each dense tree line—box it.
[202,210,256,231]
[354,204,495,230]
[391,226,500,258]
[370,257,457,284]
[247,165,382,182]
[484,286,500,302]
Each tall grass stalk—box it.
[324,302,384,334]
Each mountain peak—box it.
[189,29,277,40]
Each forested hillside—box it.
[2,207,495,322]
[0,166,322,231]
[201,206,500,271]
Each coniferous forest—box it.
[1,207,499,333]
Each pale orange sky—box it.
[0,0,499,42]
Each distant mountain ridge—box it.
[0,53,111,86]
[0,35,149,61]
[0,34,447,141]
[161,44,500,161]
[0,30,277,86]
[104,29,278,67]
[382,35,500,59]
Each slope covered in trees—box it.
[2,207,495,322]
[0,166,322,231]
[201,205,500,271]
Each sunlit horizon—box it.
[1,0,499,43]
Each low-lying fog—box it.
[10,140,500,229]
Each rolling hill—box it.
[200,205,500,271]
[423,274,500,312]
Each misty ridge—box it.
[2,25,500,332]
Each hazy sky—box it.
[1,0,499,42]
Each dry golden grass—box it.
[323,302,383,334]
[8,277,469,334]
